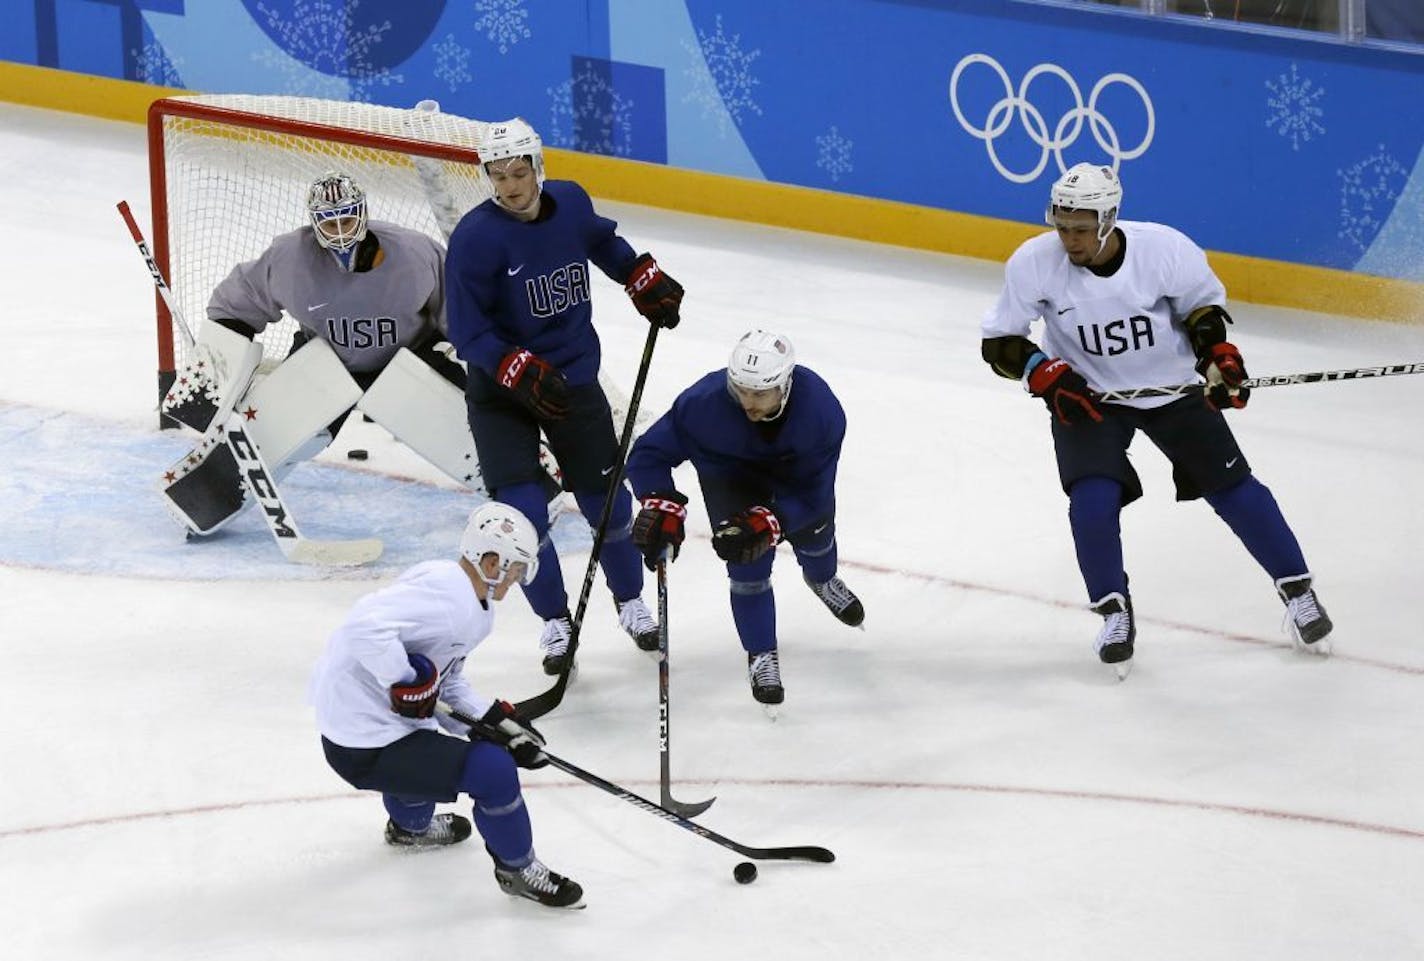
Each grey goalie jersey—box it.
[207,220,447,373]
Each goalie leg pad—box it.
[357,347,488,490]
[162,322,263,434]
[242,338,363,468]
[160,432,246,535]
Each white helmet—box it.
[481,118,545,210]
[1046,162,1122,244]
[727,330,796,418]
[307,171,368,271]
[459,501,540,585]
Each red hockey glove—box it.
[1196,342,1251,411]
[478,700,548,769]
[1027,357,1104,426]
[631,490,689,570]
[624,253,684,329]
[712,506,781,565]
[389,653,440,719]
[497,348,570,420]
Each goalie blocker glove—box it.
[1025,355,1103,426]
[712,506,781,565]
[389,653,440,719]
[631,490,689,570]
[497,348,571,420]
[477,700,549,769]
[624,253,683,329]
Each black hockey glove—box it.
[624,253,684,329]
[631,490,689,570]
[389,653,440,719]
[497,348,570,421]
[1196,342,1251,411]
[478,700,549,769]
[1027,357,1103,427]
[712,506,781,565]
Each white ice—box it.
[1,104,1422,961]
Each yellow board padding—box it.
[4,60,1420,324]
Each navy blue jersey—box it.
[445,180,637,386]
[626,367,846,533]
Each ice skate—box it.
[616,596,660,653]
[1090,591,1135,680]
[748,650,784,716]
[1275,573,1333,656]
[539,610,574,675]
[493,854,586,909]
[384,813,471,848]
[804,574,865,628]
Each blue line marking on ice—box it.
[0,402,592,581]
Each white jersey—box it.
[207,221,447,374]
[982,220,1226,410]
[310,560,495,748]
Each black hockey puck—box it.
[347,449,369,460]
[733,861,757,884]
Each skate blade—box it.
[1108,658,1133,681]
[761,703,781,721]
[1295,636,1333,658]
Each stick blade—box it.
[282,537,384,566]
[662,793,716,818]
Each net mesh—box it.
[152,95,492,372]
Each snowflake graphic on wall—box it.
[475,0,532,55]
[253,0,403,100]
[816,126,853,183]
[433,33,472,92]
[1337,145,1408,254]
[682,15,762,138]
[1265,62,1325,151]
[132,41,183,87]
[547,61,636,157]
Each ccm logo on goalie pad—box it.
[227,427,296,539]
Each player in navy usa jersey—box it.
[980,163,1332,678]
[445,118,685,675]
[625,331,863,708]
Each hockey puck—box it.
[346,449,369,460]
[733,861,758,884]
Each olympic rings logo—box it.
[949,53,1155,184]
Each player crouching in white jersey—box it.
[980,163,1332,678]
[159,171,560,539]
[310,502,584,909]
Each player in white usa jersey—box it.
[981,163,1332,676]
[310,502,584,909]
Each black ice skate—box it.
[1275,573,1333,654]
[804,574,865,627]
[1090,591,1135,680]
[539,610,574,675]
[493,855,586,909]
[616,596,660,652]
[747,650,785,706]
[384,813,472,847]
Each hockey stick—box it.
[120,200,383,567]
[515,324,661,719]
[1097,362,1424,403]
[438,702,834,864]
[657,556,716,817]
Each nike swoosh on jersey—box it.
[507,265,525,276]
[1226,457,1239,468]
[308,302,329,311]
[1057,306,1076,315]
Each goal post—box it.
[145,94,493,426]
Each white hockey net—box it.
[148,94,492,389]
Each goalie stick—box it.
[438,702,834,864]
[657,557,716,817]
[1096,361,1424,403]
[119,199,383,567]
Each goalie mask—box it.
[1046,162,1122,248]
[308,171,369,272]
[460,501,540,587]
[727,330,796,422]
[480,118,545,215]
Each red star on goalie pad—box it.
[163,471,177,483]
[242,406,258,421]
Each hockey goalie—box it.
[159,170,561,537]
